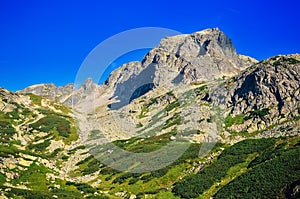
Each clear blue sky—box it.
[1,0,299,91]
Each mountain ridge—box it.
[19,28,258,108]
[16,29,299,143]
[0,28,299,198]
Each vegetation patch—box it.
[162,113,183,129]
[0,173,6,185]
[224,114,245,127]
[248,107,270,118]
[214,137,300,198]
[30,114,71,138]
[28,139,51,151]
[0,120,16,142]
[82,158,102,175]
[66,181,98,194]
[272,57,300,66]
[28,93,42,106]
[138,106,149,119]
[193,84,208,94]
[172,138,276,198]
[12,163,51,191]
[5,108,21,120]
[165,100,180,112]
[68,145,86,155]
[114,130,177,153]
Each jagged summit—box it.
[108,28,257,87]
[105,28,257,109]
[19,78,99,106]
[19,82,74,102]
[80,77,97,92]
[157,27,236,57]
[20,28,258,109]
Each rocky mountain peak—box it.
[19,83,59,100]
[19,78,100,106]
[157,28,236,59]
[20,28,259,110]
[80,77,97,92]
[106,28,258,109]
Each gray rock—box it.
[18,78,100,106]
[106,28,257,109]
[211,54,300,135]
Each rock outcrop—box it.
[19,78,99,106]
[210,54,300,135]
[106,28,257,109]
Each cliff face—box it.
[227,54,300,135]
[105,28,257,109]
[229,54,300,116]
[107,28,257,87]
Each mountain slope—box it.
[2,28,299,198]
[19,78,99,107]
[0,88,110,198]
[105,28,257,110]
[208,54,300,138]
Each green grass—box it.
[165,100,180,112]
[136,122,143,128]
[2,183,88,199]
[214,137,300,198]
[51,101,71,114]
[5,108,21,120]
[272,56,300,66]
[246,107,270,119]
[76,155,94,166]
[82,158,102,175]
[12,163,51,191]
[193,84,208,94]
[113,129,177,153]
[29,113,78,145]
[66,181,97,194]
[28,139,51,151]
[162,113,183,130]
[224,114,245,127]
[68,145,86,155]
[64,124,79,145]
[172,138,276,198]
[0,144,40,158]
[0,173,6,185]
[201,152,258,199]
[97,141,206,196]
[0,120,16,142]
[138,106,149,119]
[28,93,42,106]
[30,114,71,137]
[155,191,180,199]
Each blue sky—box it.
[1,0,299,91]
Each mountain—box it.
[1,28,299,198]
[233,55,300,134]
[106,28,257,86]
[19,78,99,107]
[210,54,300,137]
[20,28,257,109]
[105,28,257,109]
